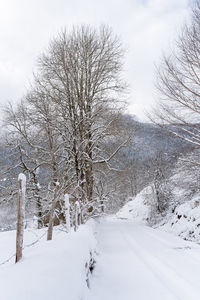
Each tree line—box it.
[1,1,200,240]
[1,25,129,232]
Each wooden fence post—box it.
[16,173,26,263]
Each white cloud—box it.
[0,0,191,120]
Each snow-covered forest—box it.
[1,1,200,299]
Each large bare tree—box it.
[33,25,127,211]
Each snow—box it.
[2,213,200,299]
[116,186,155,223]
[116,184,200,243]
[18,173,26,211]
[0,222,96,300]
[18,173,26,186]
[85,217,200,300]
[161,196,200,242]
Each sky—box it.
[0,0,191,121]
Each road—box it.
[85,217,200,300]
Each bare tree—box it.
[3,89,73,227]
[32,25,127,213]
[151,1,200,149]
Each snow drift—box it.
[0,222,97,300]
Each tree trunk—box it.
[74,201,80,232]
[33,175,43,229]
[47,182,60,241]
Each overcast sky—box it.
[0,0,191,120]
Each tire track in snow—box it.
[122,230,200,300]
[86,221,177,300]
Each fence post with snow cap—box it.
[16,173,26,263]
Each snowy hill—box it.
[120,116,192,162]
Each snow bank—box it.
[0,221,97,300]
[117,183,200,243]
[161,196,200,242]
[116,186,156,223]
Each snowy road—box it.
[85,217,200,300]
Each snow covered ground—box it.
[0,223,96,300]
[1,215,200,299]
[86,217,200,300]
